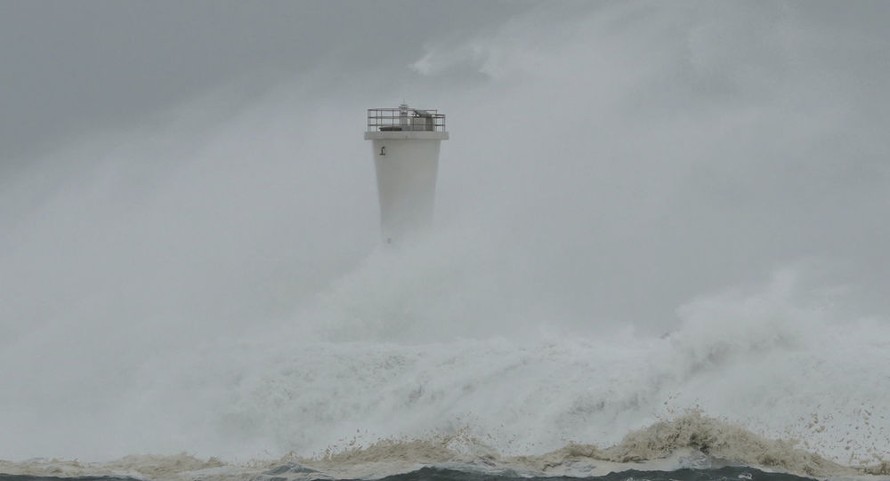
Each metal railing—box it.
[367,107,446,132]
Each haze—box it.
[0,0,889,460]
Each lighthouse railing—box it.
[367,108,446,132]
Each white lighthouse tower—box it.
[365,104,448,244]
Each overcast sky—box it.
[0,0,538,164]
[1,1,889,342]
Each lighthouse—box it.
[365,104,448,244]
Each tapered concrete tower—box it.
[365,104,448,244]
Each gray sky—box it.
[0,0,534,164]
[1,0,889,341]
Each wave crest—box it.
[294,412,872,479]
[3,413,885,480]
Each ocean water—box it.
[2,185,890,481]
[1,252,888,481]
[0,466,842,481]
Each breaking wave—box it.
[1,266,889,481]
[2,413,886,480]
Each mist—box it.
[1,0,888,463]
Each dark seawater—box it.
[367,467,817,481]
[0,477,133,481]
[0,468,819,481]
